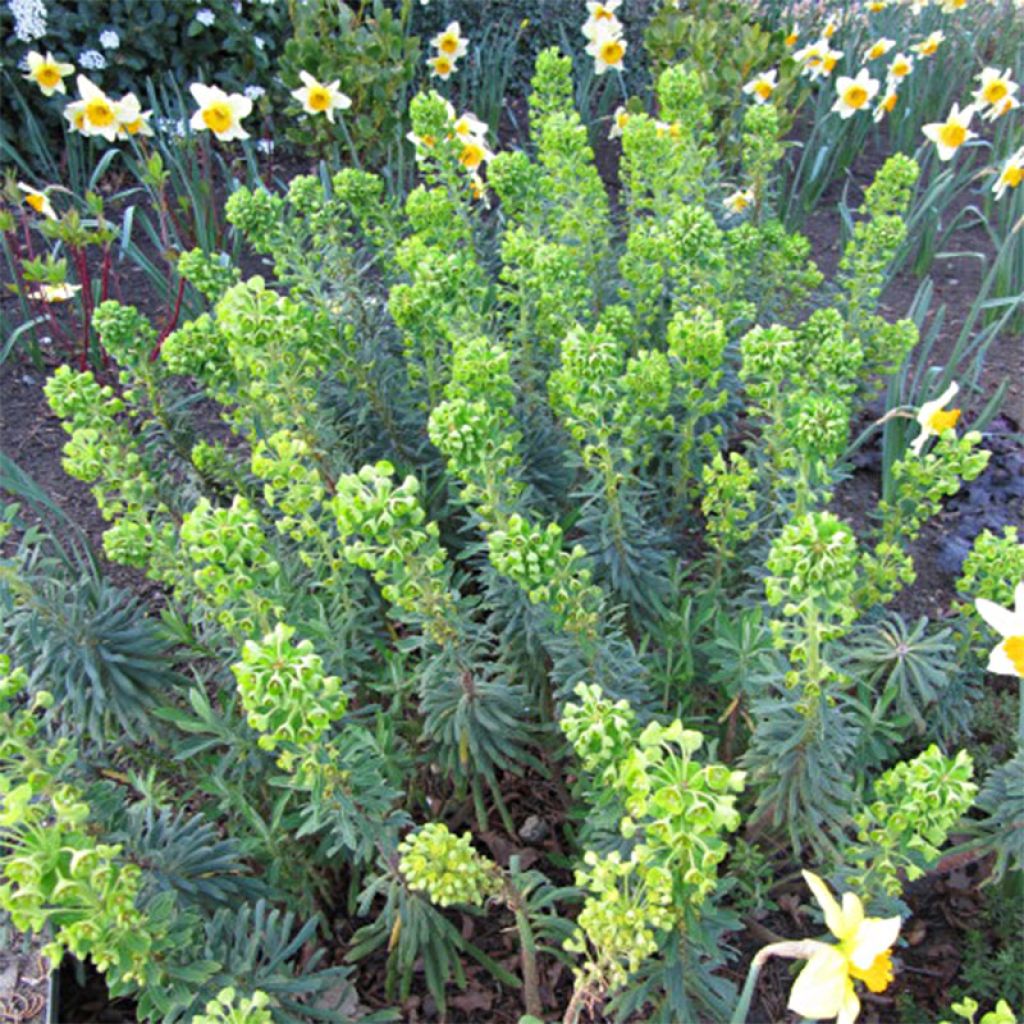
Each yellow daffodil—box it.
[743,69,778,104]
[788,871,901,1024]
[291,71,352,124]
[912,31,945,58]
[608,105,630,139]
[458,137,493,171]
[17,182,56,219]
[873,88,899,122]
[115,92,154,138]
[427,54,456,80]
[886,53,913,82]
[910,380,961,456]
[431,21,467,59]
[833,69,880,119]
[23,50,74,96]
[976,582,1024,678]
[973,67,1018,111]
[992,146,1024,200]
[75,75,120,142]
[189,83,252,141]
[724,188,754,216]
[922,103,977,161]
[586,29,627,74]
[28,282,81,303]
[822,17,838,39]
[864,37,895,62]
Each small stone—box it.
[518,815,549,843]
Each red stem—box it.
[149,276,186,362]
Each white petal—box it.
[987,642,1021,677]
[976,597,1020,637]
[299,70,317,88]
[788,945,849,1019]
[77,75,102,100]
[190,82,213,105]
[837,984,862,1024]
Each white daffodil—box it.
[873,88,899,123]
[115,92,154,138]
[451,110,487,141]
[17,182,56,219]
[864,37,895,61]
[972,67,1018,110]
[886,52,913,82]
[910,380,961,456]
[982,93,1020,121]
[28,282,81,303]
[427,53,457,80]
[291,71,351,124]
[23,50,74,96]
[431,21,467,60]
[743,69,778,104]
[582,12,622,41]
[992,147,1024,200]
[189,82,252,142]
[912,31,945,58]
[457,137,493,172]
[788,871,901,1024]
[608,105,630,139]
[922,103,977,161]
[724,188,754,216]
[75,75,120,142]
[832,69,879,119]
[976,582,1024,678]
[586,29,627,75]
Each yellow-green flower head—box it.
[789,871,901,1024]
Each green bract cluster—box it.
[398,823,500,908]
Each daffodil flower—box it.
[922,103,977,162]
[115,92,154,138]
[189,83,252,142]
[724,188,754,216]
[972,67,1018,111]
[28,282,81,303]
[910,381,961,456]
[992,147,1024,201]
[608,105,630,139]
[75,75,120,142]
[451,111,487,141]
[886,53,913,82]
[743,69,778,104]
[291,71,352,124]
[832,69,879,119]
[17,182,56,220]
[582,12,623,41]
[24,50,74,96]
[586,29,627,75]
[982,93,1019,121]
[458,137,493,172]
[912,31,945,58]
[864,37,895,62]
[788,871,901,1024]
[976,582,1024,678]
[431,21,467,60]
[427,54,457,80]
[873,88,898,123]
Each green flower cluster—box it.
[231,623,347,772]
[850,746,976,897]
[251,430,328,544]
[193,988,273,1024]
[398,822,500,907]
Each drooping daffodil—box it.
[975,582,1024,678]
[910,380,961,456]
[787,871,901,1024]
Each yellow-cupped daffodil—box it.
[976,582,1024,678]
[17,182,56,220]
[291,71,352,124]
[188,83,252,142]
[24,50,74,96]
[992,147,1024,201]
[910,380,961,456]
[788,871,901,1024]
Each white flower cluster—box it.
[99,29,120,50]
[9,0,47,42]
[196,7,215,26]
[78,49,107,71]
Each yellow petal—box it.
[848,914,901,970]
[838,891,865,940]
[803,871,846,939]
[789,944,849,1019]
